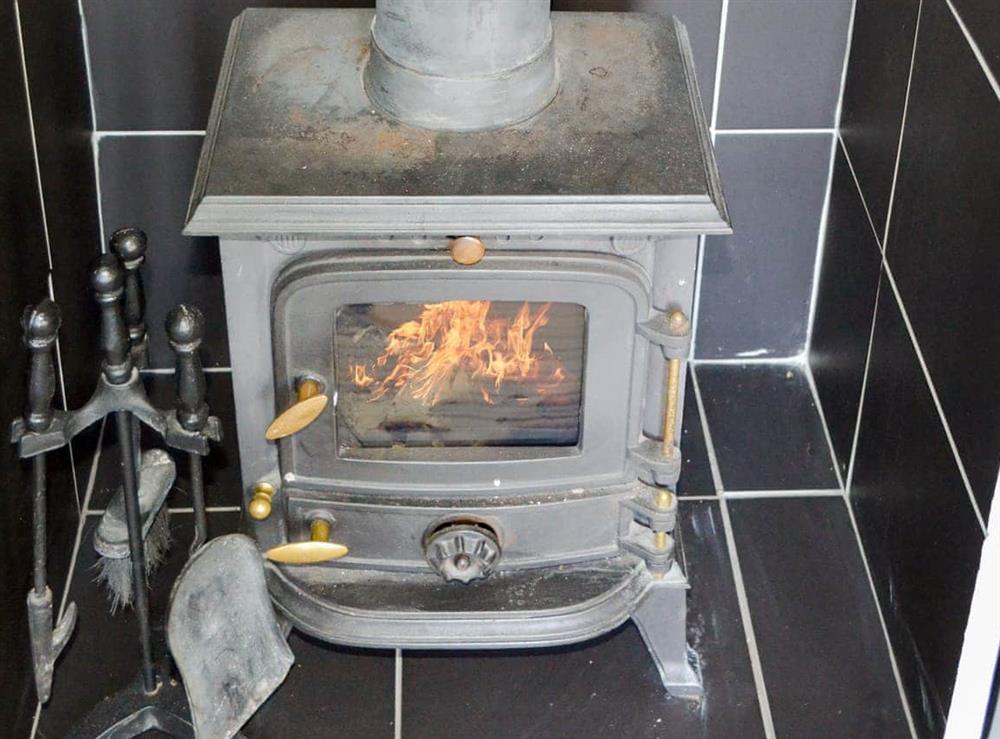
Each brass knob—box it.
[265,377,328,440]
[265,518,349,565]
[248,482,274,521]
[450,236,486,265]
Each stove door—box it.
[271,250,652,496]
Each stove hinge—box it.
[629,309,692,488]
[618,485,678,577]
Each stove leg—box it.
[632,573,702,700]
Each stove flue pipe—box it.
[364,0,559,132]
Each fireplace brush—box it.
[93,229,175,611]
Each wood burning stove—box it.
[185,1,729,699]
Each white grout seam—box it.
[880,265,986,532]
[691,0,729,360]
[93,130,207,139]
[723,488,843,500]
[394,649,403,739]
[140,366,232,375]
[77,0,105,250]
[714,127,836,135]
[803,362,845,491]
[842,490,921,738]
[14,1,53,272]
[690,366,777,739]
[944,0,1000,101]
[803,0,857,355]
[84,505,242,516]
[878,0,923,251]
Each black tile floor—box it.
[32,363,912,738]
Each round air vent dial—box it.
[424,522,500,584]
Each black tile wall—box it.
[715,0,852,129]
[552,0,722,107]
[677,366,714,495]
[98,136,229,369]
[695,364,838,491]
[697,134,833,359]
[950,0,1000,77]
[884,0,1000,518]
[0,3,86,733]
[851,286,983,738]
[403,500,765,739]
[839,0,921,239]
[729,497,910,738]
[82,0,368,131]
[809,146,883,477]
[17,2,103,410]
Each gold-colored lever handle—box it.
[265,377,328,440]
[265,518,349,565]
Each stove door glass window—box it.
[335,301,586,451]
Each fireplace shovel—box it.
[167,534,293,738]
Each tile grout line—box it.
[804,339,918,739]
[690,0,727,360]
[714,127,836,135]
[844,275,883,493]
[690,366,777,739]
[881,264,986,532]
[30,417,107,739]
[803,363,845,491]
[93,130,207,139]
[77,0,105,250]
[140,366,232,374]
[803,0,857,354]
[84,506,242,516]
[801,132,838,353]
[724,489,843,500]
[838,136,883,248]
[86,127,847,138]
[688,234,706,358]
[690,356,800,366]
[944,0,1000,101]
[878,0,922,251]
[394,649,403,739]
[14,0,53,271]
[843,490,921,738]
[836,137,886,492]
[49,275,83,516]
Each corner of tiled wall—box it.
[809,0,1000,734]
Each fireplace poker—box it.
[92,255,157,693]
[166,305,210,553]
[21,299,77,704]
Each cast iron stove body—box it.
[185,2,729,697]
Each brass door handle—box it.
[265,377,328,440]
[265,518,348,565]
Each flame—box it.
[351,300,567,406]
[351,364,375,387]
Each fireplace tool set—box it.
[12,228,223,734]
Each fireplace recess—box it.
[185,3,729,698]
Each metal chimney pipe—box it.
[364,0,559,132]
